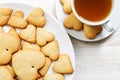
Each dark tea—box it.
[74,0,112,21]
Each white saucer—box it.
[55,0,120,42]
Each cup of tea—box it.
[71,0,117,32]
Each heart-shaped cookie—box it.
[41,40,60,61]
[22,42,40,51]
[53,54,74,74]
[7,10,27,28]
[60,0,72,14]
[36,28,54,46]
[0,29,20,65]
[26,8,46,27]
[43,73,64,80]
[0,8,13,26]
[39,57,51,77]
[19,24,36,43]
[12,50,45,80]
[64,13,83,30]
[84,24,103,39]
[0,66,14,80]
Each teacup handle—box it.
[103,21,114,32]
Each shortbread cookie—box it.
[37,28,55,46]
[6,65,15,77]
[0,8,13,26]
[0,30,20,64]
[41,40,60,61]
[53,54,74,74]
[22,42,40,51]
[43,73,64,80]
[0,66,14,80]
[12,50,45,80]
[19,24,36,43]
[84,24,103,39]
[64,13,83,30]
[26,7,46,27]
[39,57,51,76]
[7,10,27,28]
[8,27,19,38]
[60,0,72,14]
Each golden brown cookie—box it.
[60,0,72,14]
[0,30,20,65]
[39,57,51,77]
[0,66,14,80]
[12,50,46,80]
[36,28,55,46]
[26,7,46,27]
[22,42,40,51]
[19,24,36,43]
[41,40,60,61]
[53,54,74,74]
[84,24,103,39]
[43,73,64,80]
[64,13,83,30]
[7,10,27,28]
[0,8,13,26]
[6,65,15,77]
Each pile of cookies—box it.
[60,0,103,39]
[0,7,74,80]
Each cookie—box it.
[37,28,55,46]
[26,7,46,27]
[0,30,20,64]
[12,50,45,80]
[8,27,19,38]
[0,66,14,80]
[60,0,72,14]
[7,10,27,28]
[64,13,83,30]
[39,57,51,77]
[6,65,15,77]
[84,24,103,39]
[22,42,40,51]
[19,24,36,43]
[41,40,60,61]
[43,73,64,80]
[0,8,13,26]
[53,54,74,74]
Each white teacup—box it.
[71,0,117,32]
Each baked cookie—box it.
[26,7,46,27]
[36,28,55,46]
[64,13,83,30]
[0,30,20,64]
[0,66,14,80]
[39,57,51,76]
[22,42,40,51]
[84,24,103,39]
[43,73,64,80]
[6,65,15,77]
[12,50,45,80]
[53,54,74,74]
[60,0,72,14]
[0,8,13,26]
[7,10,27,28]
[19,24,36,43]
[41,40,60,61]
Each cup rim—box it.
[71,0,117,26]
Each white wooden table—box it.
[1,0,120,80]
